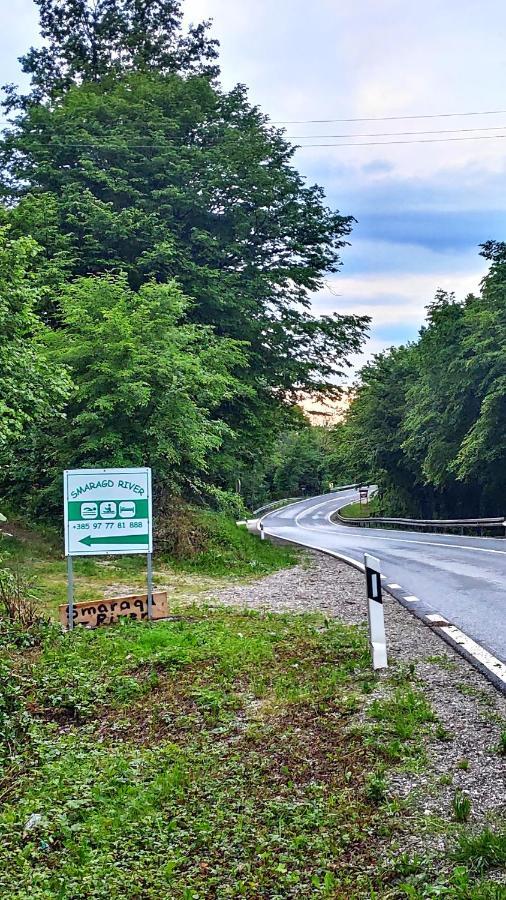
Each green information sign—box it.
[63,468,152,556]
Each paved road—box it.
[262,489,506,664]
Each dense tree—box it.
[0,227,69,455]
[335,245,506,518]
[0,0,369,515]
[3,0,219,109]
[1,73,367,400]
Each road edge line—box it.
[259,527,506,697]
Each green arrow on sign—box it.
[79,533,149,547]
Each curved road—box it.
[261,488,506,666]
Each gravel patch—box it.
[208,551,506,828]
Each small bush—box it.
[155,500,297,576]
[0,567,41,628]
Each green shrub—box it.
[156,501,297,576]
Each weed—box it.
[435,724,454,741]
[365,768,388,804]
[369,686,434,730]
[426,654,459,673]
[458,682,494,707]
[452,789,472,823]
[455,828,506,874]
[439,773,453,786]
[0,567,41,628]
[457,758,470,771]
[391,662,417,684]
[496,730,506,756]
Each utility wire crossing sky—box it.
[2,0,506,374]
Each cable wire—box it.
[296,133,506,147]
[272,109,506,124]
[288,124,506,139]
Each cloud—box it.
[4,0,504,382]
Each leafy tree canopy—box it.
[0,226,70,453]
[0,0,369,514]
[4,0,219,109]
[333,245,506,518]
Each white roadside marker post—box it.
[260,522,265,540]
[364,553,388,669]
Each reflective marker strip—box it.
[439,625,506,684]
[388,583,402,589]
[426,613,449,625]
[403,595,420,602]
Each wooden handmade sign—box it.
[59,591,168,629]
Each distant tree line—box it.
[328,242,506,518]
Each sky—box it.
[2,0,506,374]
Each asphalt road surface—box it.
[262,489,506,664]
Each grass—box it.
[0,516,505,898]
[452,790,472,823]
[338,497,380,519]
[455,827,506,874]
[0,511,299,619]
[0,609,504,899]
[0,611,381,898]
[0,604,505,897]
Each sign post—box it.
[364,553,388,669]
[63,468,153,630]
[359,486,369,506]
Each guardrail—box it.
[252,484,362,519]
[252,497,303,517]
[334,510,506,535]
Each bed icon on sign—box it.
[81,502,98,519]
[119,501,136,518]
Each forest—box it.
[0,0,369,524]
[1,0,504,526]
[331,241,506,518]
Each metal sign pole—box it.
[147,552,153,620]
[364,553,388,669]
[67,555,74,631]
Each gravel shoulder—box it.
[208,551,506,830]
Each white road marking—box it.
[263,494,506,690]
[388,583,402,589]
[301,504,506,557]
[440,625,506,684]
[345,534,506,556]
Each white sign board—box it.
[64,468,152,556]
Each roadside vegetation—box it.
[0,509,298,618]
[327,247,506,519]
[337,497,381,519]
[0,583,505,899]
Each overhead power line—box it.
[297,133,506,148]
[3,125,506,152]
[288,124,506,139]
[272,109,506,124]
